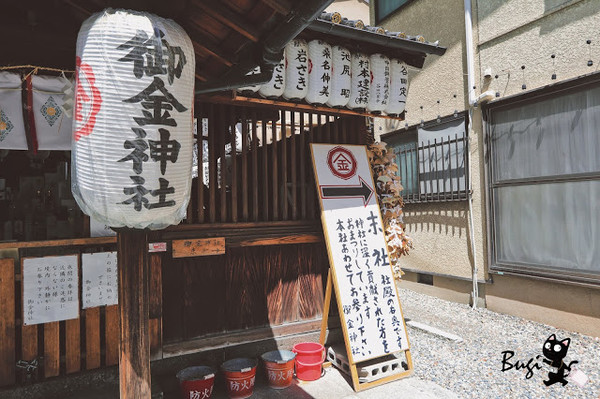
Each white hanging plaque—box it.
[82,252,118,308]
[310,144,409,363]
[23,255,79,325]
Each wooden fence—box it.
[0,250,163,387]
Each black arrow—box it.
[320,176,374,206]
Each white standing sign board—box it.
[311,144,412,390]
[22,255,79,325]
[82,252,118,308]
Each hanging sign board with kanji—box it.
[311,144,409,364]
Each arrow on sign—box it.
[320,176,374,206]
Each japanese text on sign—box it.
[82,252,118,308]
[311,144,409,363]
[117,29,188,212]
[23,255,79,325]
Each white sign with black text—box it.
[22,255,79,325]
[311,144,409,363]
[82,252,118,308]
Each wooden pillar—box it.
[118,229,151,399]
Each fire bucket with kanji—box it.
[261,350,296,389]
[71,9,195,230]
[176,366,215,399]
[221,358,258,399]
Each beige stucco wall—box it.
[475,0,600,336]
[369,0,486,282]
[326,0,370,22]
[478,0,600,97]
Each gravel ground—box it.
[398,287,600,399]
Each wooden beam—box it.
[118,229,151,399]
[195,67,209,82]
[0,259,15,386]
[260,0,293,15]
[162,318,340,358]
[201,92,406,121]
[190,34,235,67]
[194,0,261,42]
[0,237,116,250]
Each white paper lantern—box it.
[238,66,261,94]
[259,53,286,98]
[386,59,409,116]
[71,9,195,230]
[326,45,352,108]
[347,52,370,110]
[367,54,390,113]
[305,40,332,104]
[283,39,308,101]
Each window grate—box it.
[394,134,469,203]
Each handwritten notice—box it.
[311,144,409,363]
[82,252,118,308]
[23,255,79,325]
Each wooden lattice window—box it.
[186,103,368,225]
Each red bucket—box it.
[221,358,258,399]
[261,350,296,389]
[292,342,324,381]
[176,366,215,399]
[295,358,323,381]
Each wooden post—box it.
[118,229,151,399]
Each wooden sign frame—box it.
[310,143,413,392]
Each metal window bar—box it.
[394,135,469,204]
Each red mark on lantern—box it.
[74,56,102,141]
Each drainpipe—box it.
[464,0,479,309]
[195,0,334,95]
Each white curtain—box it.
[491,85,600,274]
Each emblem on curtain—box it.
[40,96,62,126]
[0,109,14,142]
